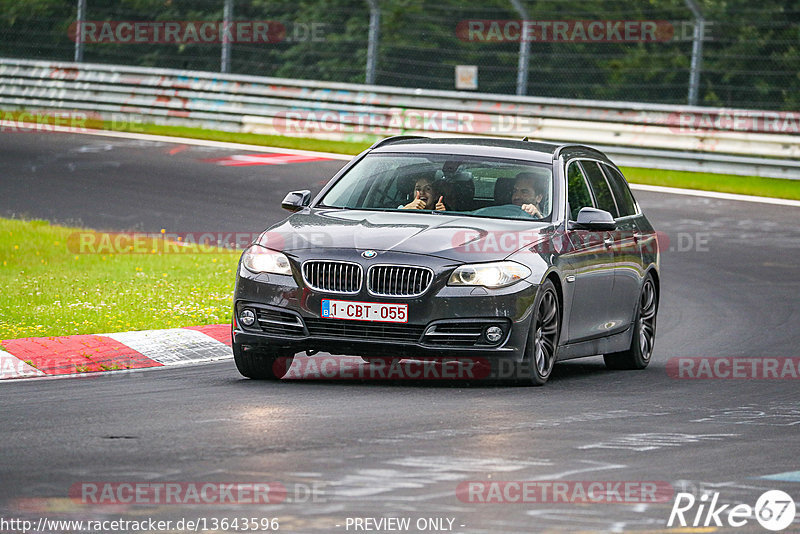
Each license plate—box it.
[321,299,408,323]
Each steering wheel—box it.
[471,204,536,218]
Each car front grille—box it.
[305,318,424,343]
[255,308,305,337]
[302,261,362,294]
[367,265,433,297]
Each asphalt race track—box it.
[1,132,799,533]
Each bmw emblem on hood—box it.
[361,250,377,259]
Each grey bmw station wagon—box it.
[232,137,660,385]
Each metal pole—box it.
[509,0,530,96]
[685,0,705,106]
[365,0,380,85]
[74,0,86,62]
[221,0,233,73]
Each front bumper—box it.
[233,258,539,361]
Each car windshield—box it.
[318,153,554,221]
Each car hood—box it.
[257,209,550,262]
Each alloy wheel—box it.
[638,279,657,361]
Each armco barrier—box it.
[1,57,799,179]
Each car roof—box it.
[368,136,611,165]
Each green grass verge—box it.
[620,167,800,201]
[0,218,239,340]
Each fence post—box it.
[221,0,233,73]
[685,0,705,106]
[74,0,86,62]
[365,0,380,85]
[509,0,530,96]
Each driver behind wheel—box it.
[511,172,548,218]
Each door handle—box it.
[632,232,642,241]
[604,236,614,247]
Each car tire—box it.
[604,274,658,370]
[514,279,560,386]
[233,343,294,380]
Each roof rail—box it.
[553,143,606,159]
[552,144,582,158]
[369,135,428,150]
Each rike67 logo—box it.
[668,490,796,531]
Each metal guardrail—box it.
[1,57,799,179]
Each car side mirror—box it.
[281,190,311,212]
[569,207,616,231]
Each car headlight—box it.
[241,245,292,275]
[448,261,531,288]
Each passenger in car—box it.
[400,175,446,210]
[511,172,548,217]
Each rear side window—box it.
[580,161,619,218]
[602,164,638,217]
[566,162,593,220]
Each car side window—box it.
[601,164,638,217]
[580,161,619,218]
[566,161,594,220]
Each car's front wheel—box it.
[515,279,560,386]
[604,274,657,370]
[233,343,295,380]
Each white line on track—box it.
[53,127,800,206]
[71,126,354,160]
[629,183,800,207]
